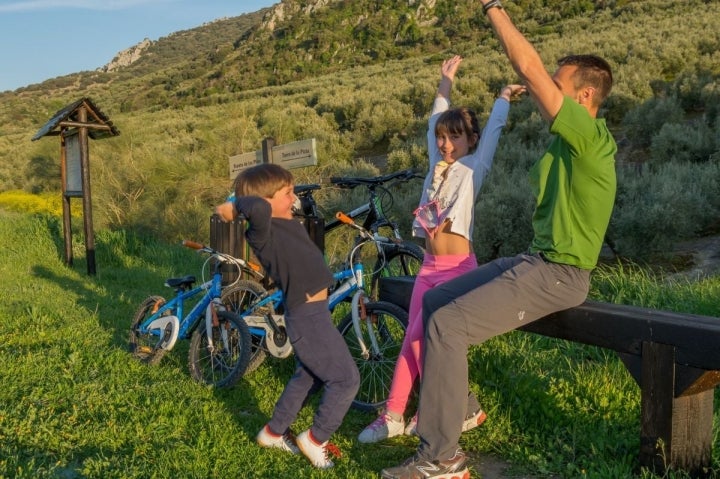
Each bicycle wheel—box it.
[337,300,408,412]
[188,310,252,388]
[221,280,272,373]
[369,240,424,299]
[129,295,169,366]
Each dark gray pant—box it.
[415,253,590,461]
[268,300,360,443]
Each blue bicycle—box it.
[129,240,253,388]
[221,212,408,411]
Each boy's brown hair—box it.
[233,163,294,199]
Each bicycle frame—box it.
[138,274,223,349]
[238,262,364,342]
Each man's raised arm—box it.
[479,1,564,122]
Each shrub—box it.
[650,121,716,164]
[622,96,684,149]
[609,161,720,259]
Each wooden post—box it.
[261,137,275,163]
[78,106,96,275]
[209,214,249,285]
[640,341,675,473]
[60,134,73,266]
[670,390,713,477]
[640,341,713,478]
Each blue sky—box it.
[0,0,277,92]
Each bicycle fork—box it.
[350,295,382,361]
[204,298,227,354]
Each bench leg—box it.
[640,341,713,478]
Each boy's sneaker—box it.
[296,429,342,469]
[358,413,405,443]
[461,408,487,432]
[404,414,418,436]
[256,424,299,454]
[381,448,469,479]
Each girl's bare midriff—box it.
[425,220,472,256]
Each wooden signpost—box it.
[227,137,317,179]
[214,137,320,284]
[32,98,119,276]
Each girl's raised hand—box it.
[441,55,463,81]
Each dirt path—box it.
[669,234,720,280]
[467,453,554,478]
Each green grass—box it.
[0,210,718,478]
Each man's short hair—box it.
[558,54,613,105]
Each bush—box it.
[609,161,720,259]
[473,161,536,262]
[622,96,684,149]
[650,121,716,164]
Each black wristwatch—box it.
[483,0,503,14]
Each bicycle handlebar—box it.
[329,168,421,189]
[335,211,394,244]
[181,240,263,274]
[182,239,204,250]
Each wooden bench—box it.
[379,276,720,478]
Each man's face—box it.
[552,64,579,99]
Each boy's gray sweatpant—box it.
[415,253,591,461]
[268,300,359,443]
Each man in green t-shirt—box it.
[381,2,617,478]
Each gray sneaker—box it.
[381,448,469,479]
[461,409,487,432]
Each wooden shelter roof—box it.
[31,97,120,141]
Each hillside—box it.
[0,0,719,261]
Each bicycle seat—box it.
[165,275,196,289]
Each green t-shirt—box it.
[528,97,617,270]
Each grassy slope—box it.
[1,211,719,478]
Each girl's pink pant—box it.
[384,252,477,416]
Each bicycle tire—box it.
[337,300,408,412]
[370,240,424,298]
[129,295,169,366]
[221,280,273,373]
[188,310,252,388]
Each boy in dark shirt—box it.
[215,163,360,469]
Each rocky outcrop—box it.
[260,0,438,32]
[100,38,153,72]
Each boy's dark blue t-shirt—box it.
[234,196,333,311]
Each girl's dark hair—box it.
[434,107,481,151]
[233,163,293,199]
[558,54,613,105]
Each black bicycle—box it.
[293,168,424,300]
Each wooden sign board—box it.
[228,138,317,179]
[271,138,317,170]
[228,150,262,179]
[63,130,83,197]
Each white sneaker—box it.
[461,409,487,432]
[358,413,405,443]
[403,409,486,437]
[404,414,418,436]
[256,425,299,454]
[296,429,341,469]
